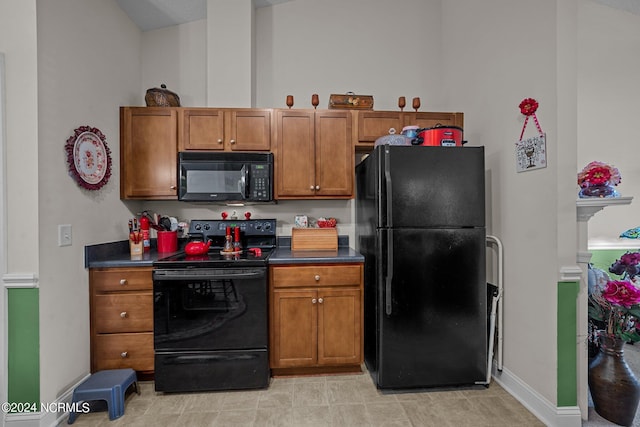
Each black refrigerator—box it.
[355,145,487,390]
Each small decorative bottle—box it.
[223,227,234,252]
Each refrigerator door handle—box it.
[384,147,393,227]
[385,229,393,315]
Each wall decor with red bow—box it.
[515,98,547,173]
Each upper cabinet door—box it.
[315,110,353,197]
[229,109,271,151]
[402,111,464,130]
[180,108,225,151]
[275,110,316,197]
[356,111,403,143]
[120,107,178,200]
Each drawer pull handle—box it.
[314,275,320,281]
[312,298,317,304]
[120,352,128,358]
[120,312,128,318]
[318,298,324,304]
[119,279,127,285]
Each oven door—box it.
[153,267,267,352]
[153,267,269,392]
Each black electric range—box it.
[151,219,276,393]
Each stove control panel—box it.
[189,219,276,237]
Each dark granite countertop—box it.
[85,235,363,269]
[84,239,184,268]
[268,246,363,264]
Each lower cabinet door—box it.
[318,288,362,365]
[271,289,317,368]
[93,332,154,372]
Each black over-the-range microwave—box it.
[178,151,274,203]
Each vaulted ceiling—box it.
[115,0,640,32]
[115,0,293,32]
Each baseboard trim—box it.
[492,363,582,427]
[4,373,90,427]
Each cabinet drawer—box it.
[93,333,154,372]
[271,264,362,288]
[90,267,152,293]
[93,293,153,333]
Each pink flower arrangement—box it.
[577,161,621,188]
[589,252,640,343]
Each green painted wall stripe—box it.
[557,280,579,407]
[7,288,39,405]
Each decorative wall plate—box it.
[65,126,111,190]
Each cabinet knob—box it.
[315,185,320,190]
[170,185,177,190]
[312,298,317,304]
[310,186,314,190]
[120,311,128,318]
[314,275,320,281]
[318,298,324,304]
[230,139,236,144]
[120,351,128,358]
[119,279,127,285]
[217,138,223,144]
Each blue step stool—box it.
[67,369,139,424]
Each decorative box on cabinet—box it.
[89,267,154,376]
[179,108,271,151]
[274,109,353,199]
[269,263,363,376]
[120,107,178,200]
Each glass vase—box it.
[579,182,620,198]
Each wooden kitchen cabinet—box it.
[89,267,154,375]
[120,107,178,200]
[402,111,464,131]
[353,110,464,151]
[269,263,363,376]
[274,109,353,199]
[179,108,271,151]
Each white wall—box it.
[0,0,39,415]
[36,0,142,407]
[255,0,444,111]
[440,0,562,406]
[578,1,640,248]
[141,19,208,108]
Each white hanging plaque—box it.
[516,133,546,173]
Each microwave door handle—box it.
[240,164,248,199]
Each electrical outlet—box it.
[58,224,72,247]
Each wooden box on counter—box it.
[291,228,338,251]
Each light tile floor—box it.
[67,371,545,426]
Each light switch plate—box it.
[58,224,72,247]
